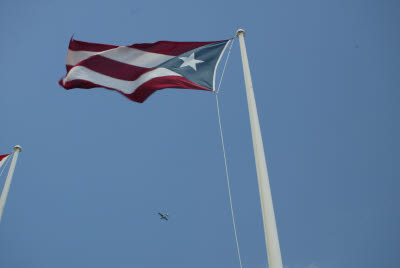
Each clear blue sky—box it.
[1,0,399,267]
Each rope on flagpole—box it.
[213,35,243,268]
[214,35,243,268]
[216,37,235,94]
[0,152,13,179]
[215,93,243,268]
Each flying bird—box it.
[158,212,169,221]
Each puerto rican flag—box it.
[59,37,230,103]
[0,154,9,169]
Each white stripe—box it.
[62,67,181,94]
[66,47,174,68]
[66,50,97,66]
[0,156,8,169]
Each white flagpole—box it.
[0,145,22,223]
[236,29,283,268]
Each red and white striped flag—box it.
[0,154,9,169]
[59,37,230,103]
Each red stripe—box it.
[59,79,101,90]
[0,154,9,161]
[129,41,223,56]
[68,38,227,56]
[125,76,211,102]
[66,55,151,81]
[59,76,210,103]
[69,38,118,52]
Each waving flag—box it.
[59,38,230,103]
[0,154,9,169]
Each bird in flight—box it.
[158,212,169,221]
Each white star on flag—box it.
[179,52,204,71]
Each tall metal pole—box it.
[0,145,22,223]
[236,29,283,268]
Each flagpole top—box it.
[236,29,246,37]
[13,145,22,152]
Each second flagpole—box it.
[0,145,22,223]
[236,29,283,268]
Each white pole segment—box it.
[0,145,22,223]
[236,29,283,268]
